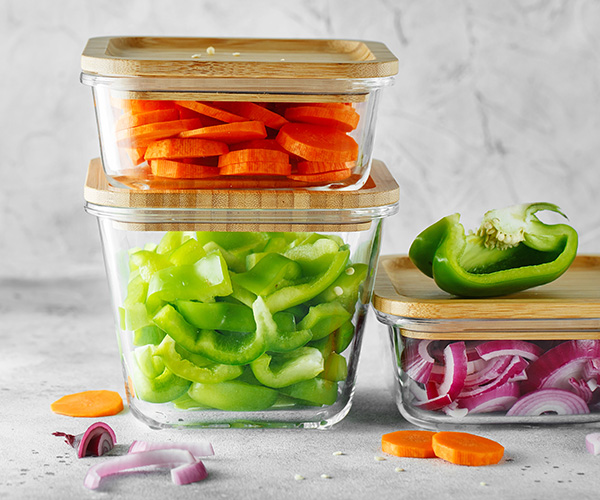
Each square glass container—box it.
[372,255,600,429]
[81,37,398,191]
[84,158,399,429]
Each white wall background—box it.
[1,0,599,280]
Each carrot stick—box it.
[50,390,124,418]
[115,108,180,132]
[296,160,356,174]
[285,104,360,132]
[218,148,289,167]
[116,118,203,148]
[381,430,437,458]
[431,432,504,466]
[219,161,291,176]
[112,99,175,114]
[276,123,359,162]
[179,121,267,143]
[175,101,246,123]
[287,168,353,183]
[217,102,288,129]
[149,159,220,179]
[144,137,229,160]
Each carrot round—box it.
[219,161,291,176]
[149,159,220,179]
[115,108,180,132]
[296,161,356,174]
[144,137,229,160]
[381,430,437,458]
[285,105,359,132]
[116,118,203,148]
[175,101,246,123]
[179,121,267,143]
[276,123,359,162]
[287,168,353,183]
[218,148,289,167]
[50,390,124,418]
[431,432,504,466]
[217,102,288,129]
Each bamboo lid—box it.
[81,37,398,79]
[373,255,600,321]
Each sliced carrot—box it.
[276,123,359,162]
[115,108,180,132]
[219,161,291,176]
[113,99,175,114]
[116,118,203,147]
[175,101,246,123]
[217,102,288,129]
[218,148,289,167]
[179,121,267,143]
[287,168,353,183]
[229,139,290,153]
[285,105,359,132]
[431,432,504,466]
[144,137,229,160]
[382,430,437,458]
[296,160,356,174]
[123,146,148,166]
[149,159,220,179]
[50,390,124,418]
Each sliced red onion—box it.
[583,358,600,380]
[437,341,467,400]
[84,449,202,490]
[171,461,208,485]
[463,356,512,388]
[568,377,593,404]
[128,440,214,457]
[53,422,116,458]
[506,388,590,416]
[457,383,520,414]
[585,433,600,455]
[404,356,434,385]
[522,340,600,393]
[475,340,543,362]
[428,364,444,384]
[417,340,436,363]
[442,401,468,418]
[459,356,529,399]
[467,357,488,376]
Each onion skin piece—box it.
[506,388,590,416]
[52,422,116,458]
[585,433,600,455]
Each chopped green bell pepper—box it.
[129,250,171,281]
[232,253,302,296]
[321,352,348,382]
[187,380,278,411]
[176,300,256,332]
[284,237,341,276]
[409,202,578,297]
[250,347,324,388]
[133,325,165,346]
[278,377,338,406]
[311,263,368,313]
[297,301,352,341]
[168,238,207,266]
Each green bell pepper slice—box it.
[278,377,338,406]
[123,274,152,330]
[156,231,195,255]
[264,248,350,313]
[129,250,171,281]
[409,202,579,297]
[284,236,341,276]
[232,253,302,296]
[310,320,355,356]
[196,231,269,254]
[176,300,256,332]
[321,352,348,382]
[130,345,191,403]
[168,238,207,266]
[297,301,352,341]
[133,325,166,346]
[153,304,266,365]
[250,347,324,388]
[188,380,278,411]
[154,335,244,383]
[311,263,368,313]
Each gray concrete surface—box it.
[1,277,600,499]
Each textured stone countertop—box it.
[2,277,600,500]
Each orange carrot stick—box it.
[175,101,246,123]
[381,430,437,458]
[285,104,359,132]
[112,99,175,114]
[116,118,203,147]
[218,148,289,167]
[50,390,124,418]
[149,159,220,179]
[179,121,267,143]
[431,432,504,466]
[219,161,291,176]
[144,137,229,160]
[276,123,359,162]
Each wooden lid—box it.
[81,37,398,79]
[84,158,399,232]
[373,255,600,322]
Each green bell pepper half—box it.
[409,202,578,297]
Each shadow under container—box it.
[372,255,600,430]
[84,158,399,429]
[80,36,398,191]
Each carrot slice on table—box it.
[115,108,180,132]
[217,102,289,129]
[149,159,220,179]
[175,101,246,123]
[276,123,359,162]
[50,390,124,418]
[285,105,360,132]
[296,160,356,175]
[116,118,203,148]
[431,432,504,466]
[287,168,353,183]
[218,148,289,167]
[219,161,291,176]
[179,121,267,143]
[144,137,229,160]
[382,430,437,458]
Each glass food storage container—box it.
[372,255,600,429]
[84,157,399,429]
[80,37,398,191]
